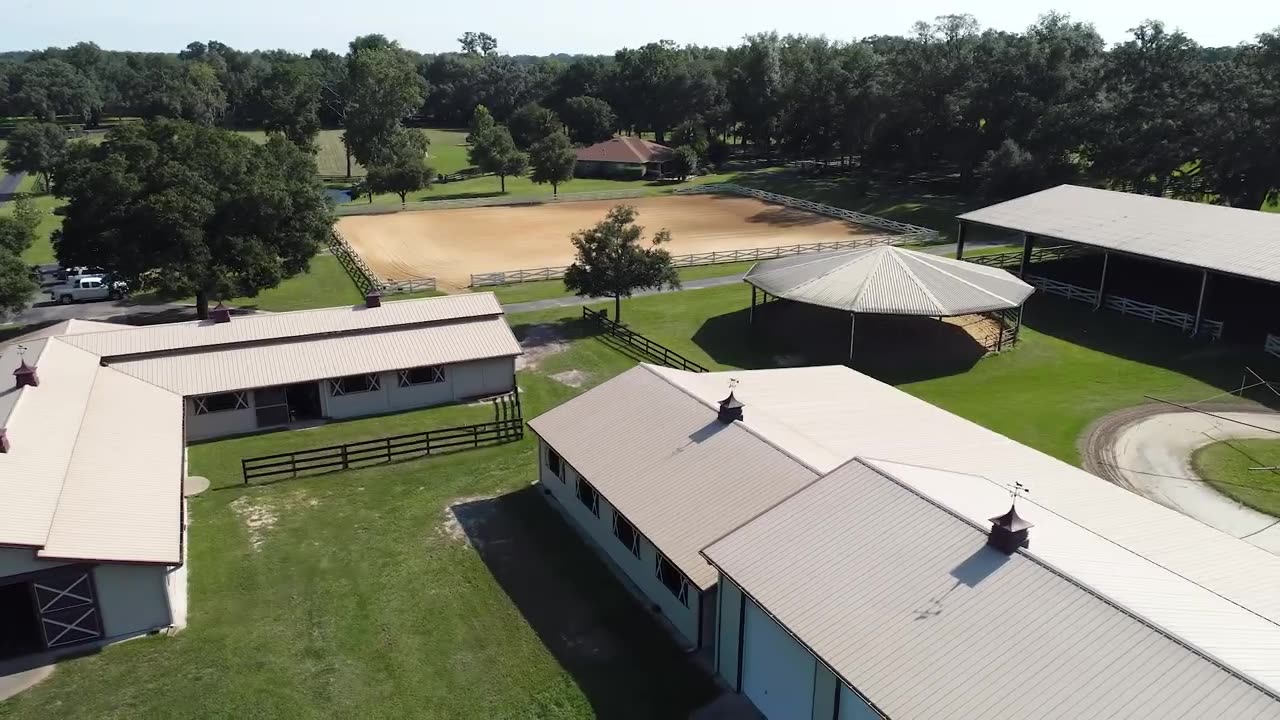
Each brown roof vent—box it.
[988,504,1032,554]
[717,379,744,423]
[365,290,382,308]
[13,359,39,389]
[0,428,9,453]
[210,301,232,324]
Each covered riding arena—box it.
[741,246,1032,380]
[336,192,891,291]
[957,185,1280,349]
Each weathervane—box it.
[1010,481,1030,507]
[728,378,739,391]
[14,344,27,358]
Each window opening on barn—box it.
[398,366,445,387]
[656,554,690,606]
[613,511,641,558]
[576,476,600,517]
[194,391,249,415]
[330,374,380,396]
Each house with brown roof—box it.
[0,294,520,664]
[573,136,675,179]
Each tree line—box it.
[3,17,1279,207]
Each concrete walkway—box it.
[0,658,54,701]
[1088,407,1280,554]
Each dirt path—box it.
[1081,403,1280,554]
[338,194,872,290]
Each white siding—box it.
[538,440,700,647]
[185,396,257,441]
[451,357,514,400]
[741,600,817,720]
[94,563,173,640]
[717,578,744,686]
[388,370,454,410]
[324,372,394,419]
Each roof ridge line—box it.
[886,248,947,314]
[860,456,1280,702]
[910,252,1022,306]
[640,365,829,476]
[38,339,104,550]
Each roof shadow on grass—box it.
[1019,293,1280,410]
[691,299,988,385]
[452,487,718,719]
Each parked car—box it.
[48,276,127,304]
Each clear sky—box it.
[3,0,1276,55]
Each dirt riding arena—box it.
[337,194,875,290]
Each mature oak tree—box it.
[2,123,69,193]
[0,195,41,316]
[528,129,576,197]
[561,96,616,145]
[367,130,434,203]
[670,146,698,180]
[54,120,333,319]
[508,102,560,149]
[468,113,528,193]
[563,205,679,322]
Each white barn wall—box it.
[324,373,394,419]
[717,578,744,686]
[94,564,173,639]
[185,396,257,441]
[449,357,515,400]
[537,439,700,647]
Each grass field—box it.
[1192,439,1280,517]
[2,276,1272,718]
[0,173,60,265]
[236,128,464,179]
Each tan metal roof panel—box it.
[40,367,183,564]
[650,364,1280,695]
[528,366,818,588]
[958,185,1280,283]
[62,293,504,359]
[703,459,1280,719]
[0,339,102,547]
[744,246,1033,316]
[110,316,522,396]
[5,318,123,345]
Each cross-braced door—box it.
[33,569,102,649]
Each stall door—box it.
[34,568,103,649]
[741,600,815,720]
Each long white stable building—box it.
[0,294,520,662]
[529,364,1280,719]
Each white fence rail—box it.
[470,236,901,287]
[681,184,937,240]
[381,277,437,295]
[1027,274,1224,339]
[336,188,661,216]
[1265,334,1280,359]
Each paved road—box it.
[1086,406,1280,554]
[12,294,196,327]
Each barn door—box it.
[33,569,103,649]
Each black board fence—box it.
[240,393,523,484]
[583,306,708,373]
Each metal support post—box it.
[1095,252,1110,310]
[1192,270,1209,337]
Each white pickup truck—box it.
[47,276,127,304]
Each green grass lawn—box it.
[1192,439,1280,517]
[131,253,407,312]
[0,174,60,265]
[237,128,466,179]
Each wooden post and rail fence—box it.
[239,392,523,484]
[582,307,709,373]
